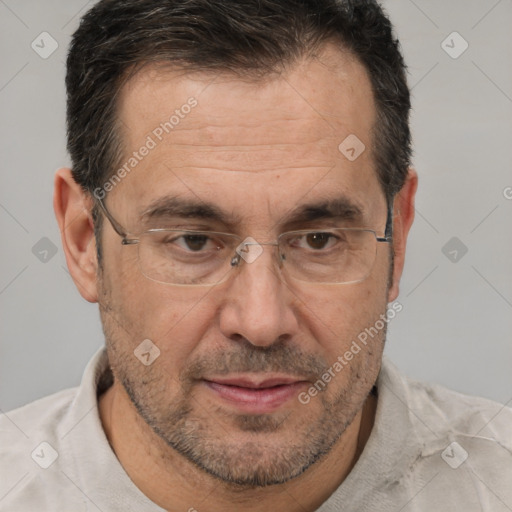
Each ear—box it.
[53,168,99,303]
[387,168,418,302]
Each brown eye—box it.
[305,233,332,250]
[182,234,209,251]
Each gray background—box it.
[1,0,511,412]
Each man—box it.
[1,0,510,510]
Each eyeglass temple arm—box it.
[379,198,394,242]
[95,198,131,241]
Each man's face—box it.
[98,45,391,486]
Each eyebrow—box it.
[281,198,364,228]
[140,195,364,230]
[141,196,243,229]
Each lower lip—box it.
[203,380,307,414]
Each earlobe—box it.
[387,168,418,303]
[54,168,99,303]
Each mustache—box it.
[181,341,329,383]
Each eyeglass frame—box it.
[94,195,394,285]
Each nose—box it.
[218,244,300,348]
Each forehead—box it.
[112,44,381,223]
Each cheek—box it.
[289,255,390,361]
[293,280,388,407]
[111,274,217,369]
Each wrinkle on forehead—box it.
[109,43,384,229]
[116,42,375,169]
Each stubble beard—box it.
[101,314,386,489]
[97,255,391,488]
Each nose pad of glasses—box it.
[230,242,284,268]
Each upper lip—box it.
[203,375,307,389]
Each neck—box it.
[99,382,376,512]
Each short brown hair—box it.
[66,0,411,250]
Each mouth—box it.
[201,375,309,414]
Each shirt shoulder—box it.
[0,348,164,512]
[1,386,78,426]
[0,385,79,447]
[401,366,512,446]
[0,388,84,511]
[381,360,512,510]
